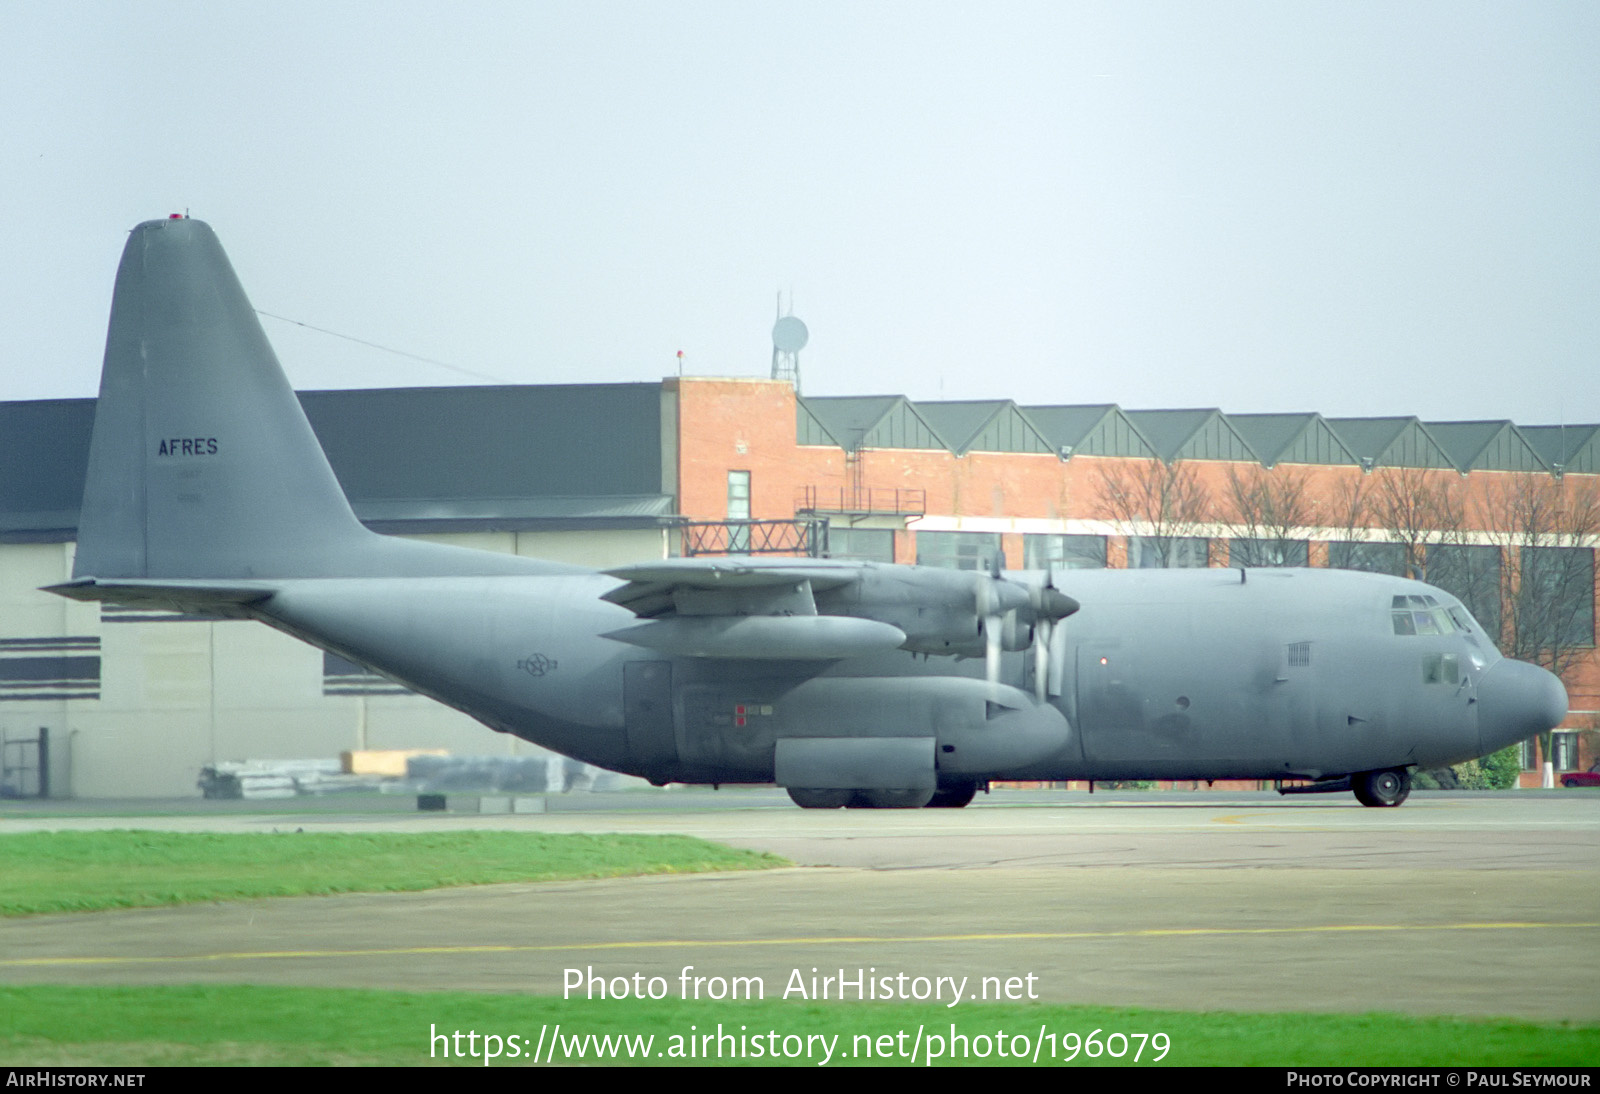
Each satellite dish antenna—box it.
[770,296,808,392]
[773,315,809,353]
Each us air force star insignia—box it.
[518,653,558,677]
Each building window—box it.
[726,471,750,554]
[827,527,895,563]
[1518,546,1596,650]
[1023,534,1107,570]
[1128,536,1208,569]
[727,471,750,519]
[1553,732,1579,771]
[916,531,1002,571]
[1522,734,1580,771]
[1426,544,1503,640]
[1328,541,1409,577]
[1228,538,1308,568]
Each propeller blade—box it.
[986,612,1002,687]
[1034,617,1052,701]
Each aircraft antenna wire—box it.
[254,310,512,384]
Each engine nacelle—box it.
[814,567,1020,655]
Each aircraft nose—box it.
[1477,658,1568,755]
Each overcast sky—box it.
[3,1,1596,425]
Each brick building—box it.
[671,377,1598,786]
[1,377,1594,796]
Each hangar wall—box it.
[0,386,677,798]
[0,532,665,799]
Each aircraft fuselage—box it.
[249,564,1546,789]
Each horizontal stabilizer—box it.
[604,615,905,660]
[45,578,277,618]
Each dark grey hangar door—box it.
[624,660,676,773]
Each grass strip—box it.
[0,830,787,916]
[1,985,1595,1066]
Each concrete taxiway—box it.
[3,790,1597,1020]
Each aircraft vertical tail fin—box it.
[74,217,377,581]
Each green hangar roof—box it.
[912,401,1053,456]
[797,396,947,453]
[1121,409,1258,463]
[1521,424,1600,476]
[1021,405,1158,460]
[1423,421,1550,474]
[1227,413,1358,468]
[1323,417,1456,471]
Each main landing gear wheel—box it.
[786,787,853,809]
[1353,767,1412,808]
[926,783,979,808]
[848,788,936,809]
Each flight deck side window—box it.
[1421,653,1460,685]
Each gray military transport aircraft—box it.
[49,217,1570,808]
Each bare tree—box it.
[1475,473,1600,784]
[1366,467,1467,582]
[1329,472,1370,539]
[1476,474,1600,680]
[1096,459,1214,568]
[1323,467,1465,578]
[1223,464,1315,566]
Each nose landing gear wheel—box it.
[1353,767,1411,807]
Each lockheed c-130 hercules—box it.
[49,218,1570,808]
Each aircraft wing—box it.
[601,557,864,616]
[600,557,902,660]
[601,557,1077,695]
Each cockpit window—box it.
[1392,594,1467,637]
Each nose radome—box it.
[1477,659,1569,755]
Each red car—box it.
[1562,763,1600,788]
